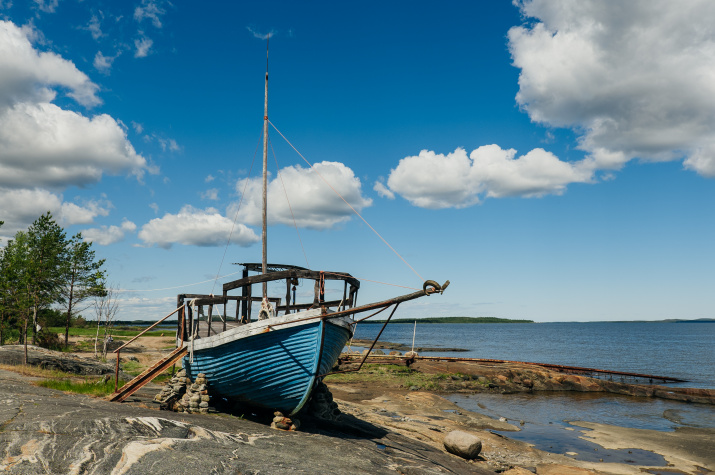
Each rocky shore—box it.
[340,356,715,405]
[0,344,712,474]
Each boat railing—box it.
[112,306,182,392]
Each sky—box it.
[0,0,714,322]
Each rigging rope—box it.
[269,135,310,268]
[209,130,263,296]
[268,119,424,283]
[114,269,244,293]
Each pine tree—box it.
[26,212,67,345]
[0,232,33,362]
[59,233,106,347]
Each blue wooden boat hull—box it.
[182,313,351,415]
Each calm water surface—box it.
[352,321,714,388]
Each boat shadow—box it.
[299,413,389,440]
[213,398,388,439]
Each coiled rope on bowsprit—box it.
[268,119,425,283]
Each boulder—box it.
[443,430,482,460]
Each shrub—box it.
[73,316,88,328]
[36,328,63,351]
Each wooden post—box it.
[240,267,249,322]
[115,350,120,393]
[222,303,227,332]
[246,285,252,323]
[285,278,292,315]
[341,281,348,311]
[207,304,213,336]
[313,280,320,307]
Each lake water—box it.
[352,321,715,461]
[351,321,715,389]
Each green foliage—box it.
[0,213,107,347]
[73,315,88,328]
[35,327,63,351]
[120,360,143,376]
[36,377,124,396]
[38,308,65,327]
[59,233,106,344]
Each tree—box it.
[0,232,33,362]
[26,212,67,345]
[59,233,106,347]
[94,284,119,359]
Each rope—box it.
[269,135,310,268]
[209,129,263,295]
[114,269,244,293]
[268,119,424,282]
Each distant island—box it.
[361,316,534,324]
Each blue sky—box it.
[1,0,714,322]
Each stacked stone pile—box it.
[271,411,300,431]
[305,382,341,422]
[154,369,213,414]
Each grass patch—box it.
[0,363,79,380]
[36,377,124,397]
[120,360,144,376]
[325,363,447,390]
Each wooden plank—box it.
[222,269,360,292]
[109,346,188,403]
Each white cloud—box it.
[0,20,153,239]
[149,202,159,214]
[509,0,715,176]
[201,188,219,201]
[230,161,372,229]
[131,121,144,134]
[0,102,148,188]
[81,219,136,246]
[86,13,103,40]
[0,20,99,107]
[205,174,215,183]
[138,205,260,249]
[0,20,148,190]
[34,0,57,13]
[157,136,180,152]
[0,188,111,239]
[134,0,167,28]
[373,180,395,200]
[93,51,119,74]
[384,146,591,209]
[134,36,153,58]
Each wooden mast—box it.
[261,37,269,300]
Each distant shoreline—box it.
[361,317,534,324]
[110,317,713,326]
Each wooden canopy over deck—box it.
[176,263,361,342]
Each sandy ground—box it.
[64,335,714,474]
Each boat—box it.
[171,42,448,416]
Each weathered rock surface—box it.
[0,368,492,474]
[443,430,482,459]
[0,345,131,380]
